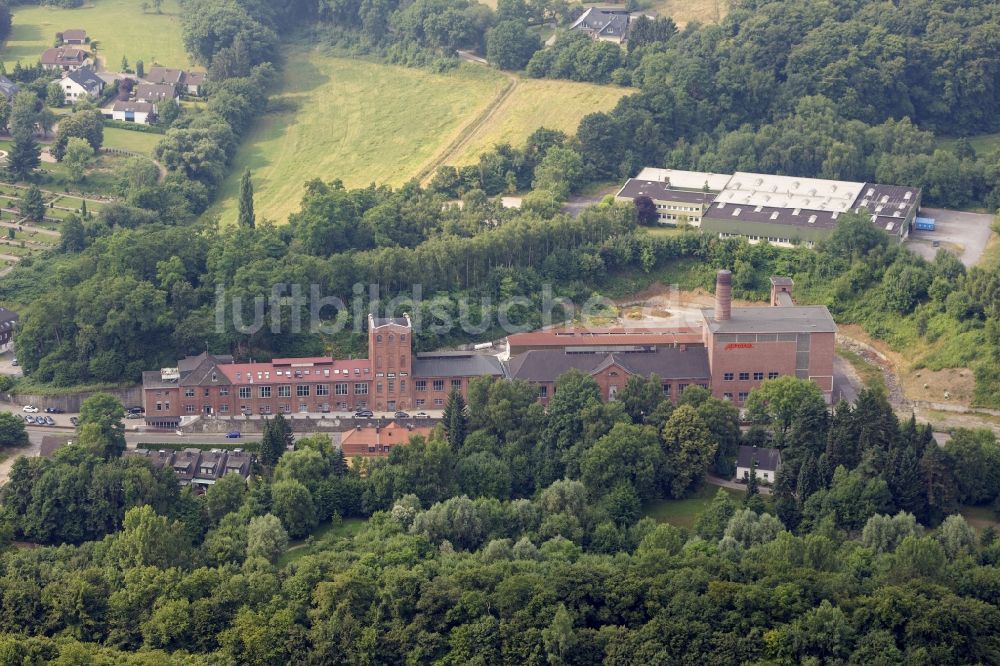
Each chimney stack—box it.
[715,270,732,321]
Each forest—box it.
[2,373,1000,662]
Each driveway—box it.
[905,207,993,267]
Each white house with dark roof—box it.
[60,67,104,101]
[110,100,155,124]
[736,445,781,483]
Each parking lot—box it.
[905,207,993,267]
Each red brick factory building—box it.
[143,272,835,426]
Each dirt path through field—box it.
[415,52,519,185]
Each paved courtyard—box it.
[905,207,993,267]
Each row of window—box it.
[233,367,368,380]
[655,203,701,212]
[723,392,750,402]
[374,333,406,342]
[722,371,780,381]
[414,379,462,392]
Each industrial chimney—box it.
[715,270,732,321]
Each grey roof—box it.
[506,347,710,383]
[770,276,793,287]
[61,29,86,40]
[40,47,87,65]
[178,352,234,372]
[703,201,842,229]
[371,316,409,328]
[737,445,781,472]
[571,7,631,38]
[112,100,155,113]
[145,67,184,84]
[702,306,837,334]
[143,353,234,389]
[65,67,102,93]
[412,352,505,378]
[135,82,176,102]
[0,76,18,100]
[775,292,794,308]
[850,183,919,238]
[616,179,716,204]
[133,447,255,488]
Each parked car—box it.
[10,357,17,366]
[69,416,78,426]
[125,413,143,420]
[46,407,65,414]
[24,415,35,424]
[22,405,38,413]
[394,411,410,419]
[414,412,429,419]
[354,409,374,418]
[225,431,242,438]
[241,408,252,416]
[126,406,144,414]
[44,416,55,426]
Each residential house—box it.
[340,422,434,458]
[0,76,18,102]
[736,445,781,483]
[135,82,176,104]
[144,67,206,96]
[126,447,255,491]
[144,66,184,86]
[184,71,206,95]
[40,46,90,71]
[110,100,155,125]
[60,67,104,101]
[569,7,634,43]
[60,29,87,45]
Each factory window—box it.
[416,399,425,407]
[662,384,671,398]
[723,372,734,381]
[376,383,383,393]
[185,404,195,413]
[184,388,195,398]
[768,372,779,379]
[259,386,271,398]
[239,387,251,399]
[433,380,445,392]
[203,388,210,397]
[278,385,291,397]
[335,383,348,395]
[219,404,229,414]
[739,372,750,381]
[753,372,764,381]
[434,398,444,406]
[723,393,733,401]
[376,335,382,342]
[355,383,368,395]
[316,384,330,396]
[538,386,548,398]
[416,380,427,392]
[219,387,229,396]
[451,379,462,390]
[297,385,309,397]
[155,402,162,411]
[738,392,749,402]
[678,383,688,395]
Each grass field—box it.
[936,132,1000,157]
[3,0,190,71]
[446,78,631,166]
[102,127,163,156]
[644,484,745,530]
[208,50,507,224]
[279,517,367,566]
[210,47,632,224]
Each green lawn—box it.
[102,127,163,156]
[279,517,367,566]
[445,77,631,167]
[644,484,745,530]
[936,132,1000,157]
[208,48,509,225]
[3,0,190,70]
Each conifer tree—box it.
[7,129,39,181]
[443,389,468,449]
[238,168,255,228]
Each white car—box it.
[21,405,38,413]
